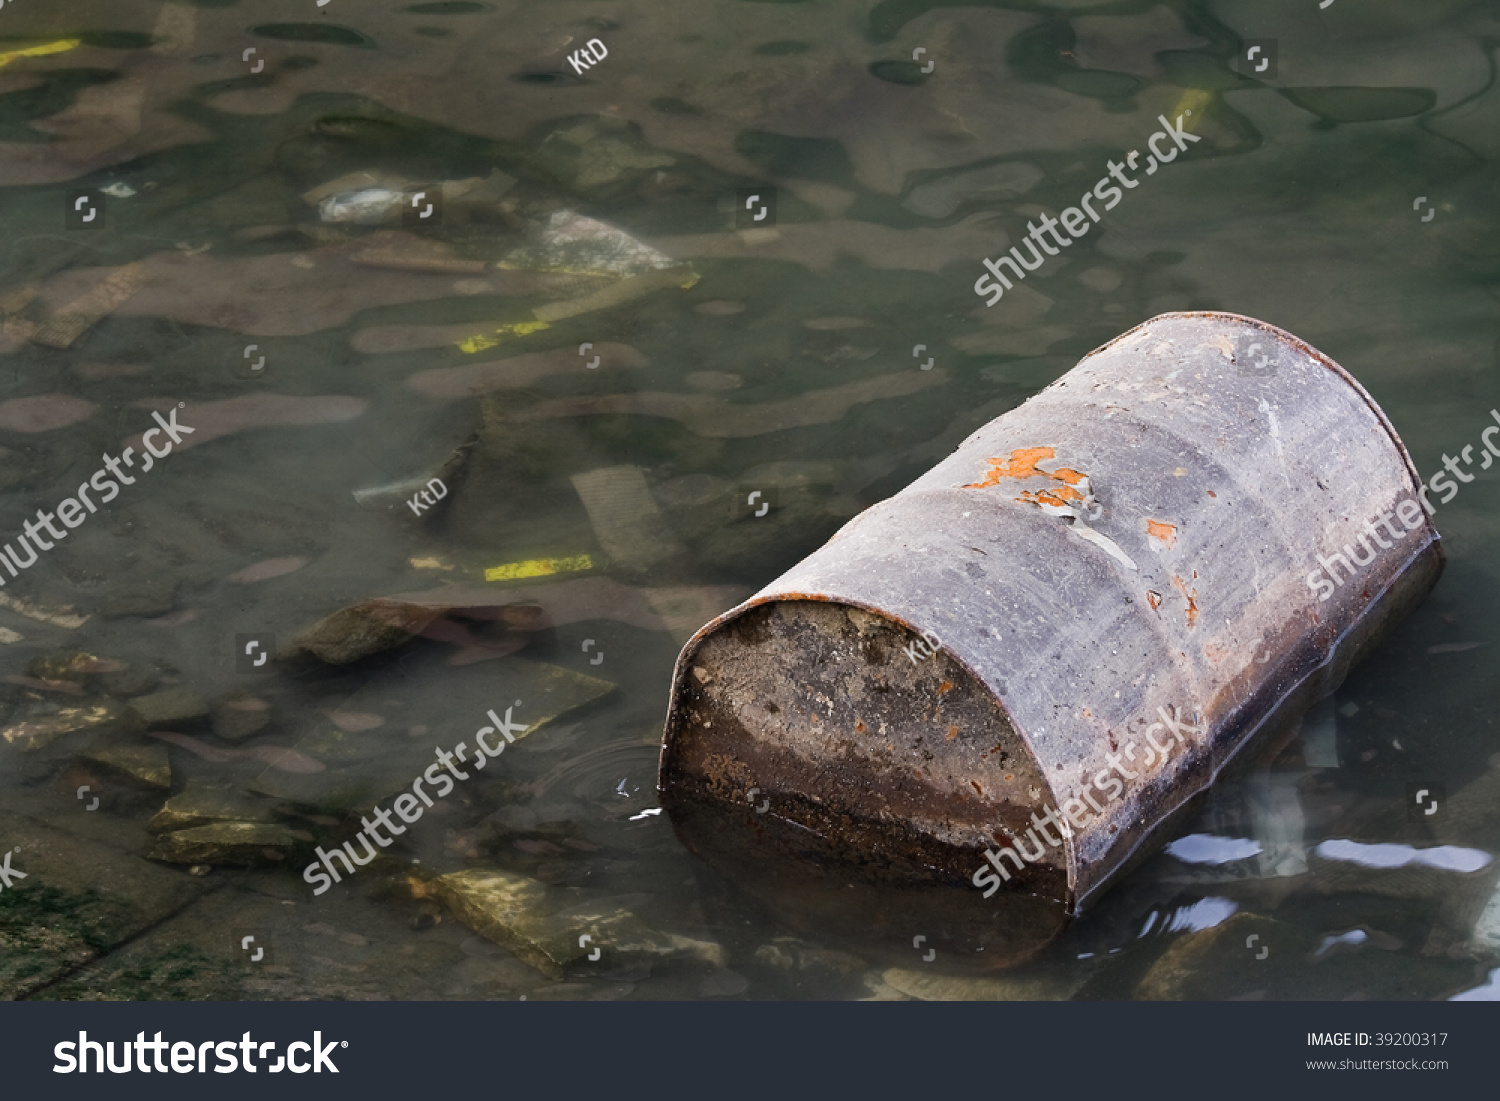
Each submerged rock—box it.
[211,693,273,743]
[27,651,128,683]
[753,936,866,979]
[421,868,559,975]
[148,782,277,834]
[880,965,1084,1001]
[0,593,89,628]
[80,742,172,790]
[147,821,314,866]
[0,810,211,999]
[100,579,179,619]
[1,702,132,753]
[100,662,162,698]
[125,687,210,728]
[286,598,445,665]
[1136,912,1286,1000]
[419,867,723,980]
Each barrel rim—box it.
[656,592,1064,892]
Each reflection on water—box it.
[0,0,1498,1001]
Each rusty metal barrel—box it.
[658,312,1444,966]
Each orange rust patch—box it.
[946,726,960,741]
[965,446,1056,487]
[1146,519,1177,548]
[1170,574,1199,627]
[1206,490,1217,498]
[1146,589,1163,611]
[855,720,865,732]
[936,681,954,695]
[971,447,1098,521]
[1017,489,1072,508]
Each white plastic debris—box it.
[499,211,679,277]
[318,188,406,225]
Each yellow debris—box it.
[0,39,82,71]
[484,555,593,582]
[1170,88,1214,130]
[456,319,552,354]
[458,267,698,350]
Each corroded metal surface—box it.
[659,311,1443,961]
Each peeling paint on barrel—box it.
[658,312,1443,966]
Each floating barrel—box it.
[658,312,1443,966]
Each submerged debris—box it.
[318,188,407,225]
[415,867,724,981]
[498,211,679,277]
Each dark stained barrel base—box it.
[660,599,1066,894]
[668,793,1073,971]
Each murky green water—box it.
[1,0,1498,1001]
